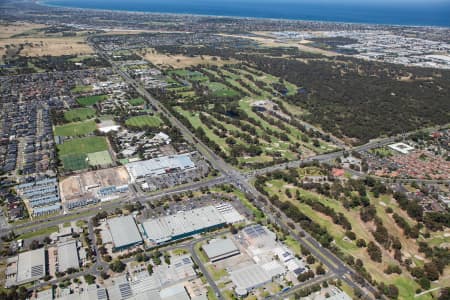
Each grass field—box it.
[64,107,96,122]
[54,120,96,136]
[128,97,145,106]
[57,136,109,156]
[0,36,93,57]
[87,150,113,166]
[204,82,240,98]
[61,153,89,171]
[76,94,107,106]
[18,226,58,240]
[125,115,162,128]
[142,49,238,68]
[169,69,209,82]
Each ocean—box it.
[42,0,450,27]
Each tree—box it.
[29,240,40,250]
[418,277,430,290]
[43,236,52,245]
[100,271,109,280]
[345,231,356,240]
[164,253,171,265]
[367,241,382,262]
[356,239,366,248]
[424,262,440,281]
[316,264,326,275]
[306,255,315,264]
[135,253,149,262]
[229,224,238,234]
[109,260,126,273]
[147,264,154,275]
[297,270,314,282]
[84,274,96,285]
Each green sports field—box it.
[57,136,109,156]
[87,150,113,166]
[61,153,89,171]
[125,115,162,128]
[76,94,108,106]
[64,108,96,122]
[54,120,97,137]
[128,97,145,106]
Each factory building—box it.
[215,203,245,224]
[57,240,80,273]
[141,206,226,245]
[230,264,272,297]
[202,238,240,262]
[5,248,46,287]
[107,215,143,251]
[125,154,196,182]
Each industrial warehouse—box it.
[5,248,46,287]
[197,224,309,297]
[202,238,240,262]
[107,215,143,251]
[125,153,196,182]
[141,206,227,245]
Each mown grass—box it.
[57,136,109,156]
[54,120,96,136]
[76,94,107,106]
[128,97,145,106]
[18,226,58,240]
[125,115,162,128]
[205,82,240,98]
[64,107,96,122]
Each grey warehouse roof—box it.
[125,154,195,180]
[107,215,143,249]
[203,238,240,261]
[57,240,79,272]
[230,264,271,293]
[142,206,226,244]
[17,247,46,284]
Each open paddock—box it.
[0,36,93,57]
[142,49,238,68]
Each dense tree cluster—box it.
[156,44,450,143]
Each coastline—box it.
[37,0,450,29]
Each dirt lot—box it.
[60,167,130,202]
[0,36,93,57]
[142,49,238,68]
[94,167,130,186]
[60,176,83,201]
